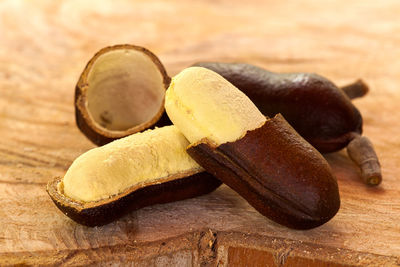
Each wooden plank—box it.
[1,0,400,265]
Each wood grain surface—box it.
[1,0,400,266]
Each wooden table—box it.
[1,0,399,266]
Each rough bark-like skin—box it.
[187,114,340,229]
[194,62,362,153]
[75,44,171,146]
[347,135,382,185]
[47,172,221,227]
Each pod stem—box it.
[340,79,369,100]
[347,133,382,186]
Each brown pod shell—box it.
[47,172,221,227]
[187,114,340,229]
[193,62,362,153]
[75,44,171,146]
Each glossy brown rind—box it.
[47,172,221,227]
[193,62,362,153]
[187,114,340,229]
[75,44,171,146]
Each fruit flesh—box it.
[86,49,165,131]
[165,67,266,145]
[62,125,203,202]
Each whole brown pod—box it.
[193,62,362,153]
[194,62,381,185]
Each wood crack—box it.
[275,247,293,266]
[197,229,218,266]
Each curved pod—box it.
[187,115,340,229]
[47,172,219,227]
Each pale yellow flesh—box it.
[86,49,164,131]
[62,126,203,202]
[165,67,266,145]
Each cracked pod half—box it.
[165,67,340,229]
[193,62,364,153]
[75,44,171,146]
[47,126,221,226]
